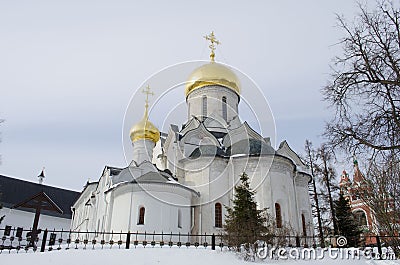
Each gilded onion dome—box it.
[185,61,241,98]
[129,86,160,143]
[185,31,240,98]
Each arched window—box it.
[178,209,182,228]
[138,207,145,225]
[202,96,207,120]
[353,210,367,226]
[301,214,307,236]
[215,203,222,228]
[222,96,227,121]
[275,203,282,228]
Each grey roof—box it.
[0,174,80,219]
[189,145,226,159]
[112,167,135,184]
[170,124,179,132]
[136,171,171,182]
[111,165,177,185]
[226,139,276,156]
[187,139,276,159]
[109,167,123,176]
[106,168,199,196]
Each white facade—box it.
[132,139,155,165]
[71,60,313,238]
[0,208,71,231]
[187,86,239,122]
[71,163,198,235]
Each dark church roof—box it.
[0,175,80,219]
[189,145,226,159]
[226,139,276,156]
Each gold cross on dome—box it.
[142,85,154,108]
[204,31,220,62]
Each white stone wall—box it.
[95,172,113,233]
[108,183,193,234]
[0,207,71,231]
[181,153,312,237]
[152,139,166,170]
[295,173,313,236]
[71,170,112,233]
[71,183,97,231]
[187,86,239,122]
[72,153,313,238]
[132,139,155,164]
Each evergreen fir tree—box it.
[334,193,361,247]
[224,172,268,248]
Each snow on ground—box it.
[0,247,399,265]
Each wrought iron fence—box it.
[0,226,399,257]
[0,227,220,253]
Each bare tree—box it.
[304,140,325,247]
[357,153,400,255]
[303,142,339,239]
[323,0,400,156]
[314,145,339,236]
[323,0,400,253]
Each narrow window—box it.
[138,207,145,225]
[191,207,195,229]
[178,209,182,228]
[202,95,207,120]
[222,96,227,121]
[275,203,282,228]
[215,203,222,228]
[354,210,367,226]
[301,214,307,236]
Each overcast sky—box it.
[0,0,364,191]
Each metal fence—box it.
[0,226,399,256]
[0,227,219,253]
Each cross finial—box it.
[203,31,220,62]
[142,85,154,110]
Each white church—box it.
[71,33,313,238]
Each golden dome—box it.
[130,108,160,143]
[185,62,241,98]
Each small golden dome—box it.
[185,62,241,98]
[130,108,160,143]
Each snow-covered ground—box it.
[0,247,399,265]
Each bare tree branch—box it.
[323,1,400,156]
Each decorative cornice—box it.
[105,180,200,198]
